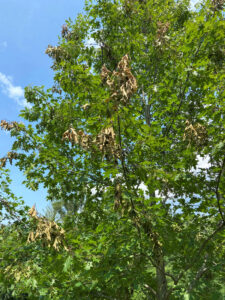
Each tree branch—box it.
[144,251,178,285]
[117,115,135,212]
[168,220,225,295]
[215,155,225,223]
[164,73,190,137]
[186,254,208,293]
[143,284,157,296]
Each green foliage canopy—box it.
[0,0,225,299]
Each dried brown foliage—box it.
[0,152,19,168]
[62,55,137,161]
[45,45,70,63]
[183,120,207,147]
[0,121,24,167]
[113,181,134,215]
[0,157,7,168]
[62,126,92,149]
[155,21,170,47]
[101,54,137,106]
[101,65,111,82]
[157,21,170,36]
[82,103,91,110]
[62,126,120,159]
[52,85,62,94]
[27,205,68,251]
[0,120,23,131]
[94,127,120,159]
[61,24,71,39]
[114,182,123,210]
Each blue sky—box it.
[0,0,85,213]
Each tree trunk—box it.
[141,214,168,299]
[153,239,168,300]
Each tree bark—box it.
[153,237,168,300]
[141,214,169,299]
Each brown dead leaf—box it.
[183,120,207,147]
[82,103,91,110]
[101,55,137,107]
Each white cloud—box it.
[0,72,30,108]
[139,182,148,197]
[190,0,199,10]
[85,34,100,49]
[196,155,210,170]
[191,155,211,175]
[91,187,97,195]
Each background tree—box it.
[1,0,225,299]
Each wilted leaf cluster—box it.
[45,45,70,65]
[62,125,120,159]
[27,205,68,251]
[0,152,20,168]
[0,120,24,132]
[62,126,92,149]
[62,55,137,160]
[101,54,137,107]
[155,21,170,47]
[113,181,132,215]
[183,120,207,148]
